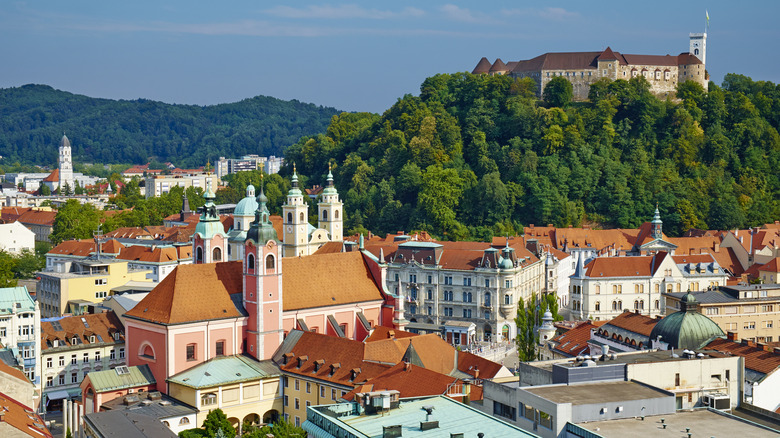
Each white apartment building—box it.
[570,252,728,321]
[0,221,35,254]
[372,239,544,342]
[0,286,41,390]
[40,312,126,411]
[144,173,219,199]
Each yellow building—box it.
[38,259,153,317]
[167,355,283,434]
[664,284,780,343]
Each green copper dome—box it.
[234,185,259,217]
[650,292,724,350]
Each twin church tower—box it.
[192,165,343,265]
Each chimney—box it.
[714,242,720,252]
[473,366,479,379]
[404,362,411,372]
[759,343,772,352]
[727,331,737,341]
[388,330,395,339]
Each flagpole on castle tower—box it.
[705,10,709,33]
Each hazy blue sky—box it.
[2,1,778,113]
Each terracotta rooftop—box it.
[0,391,52,437]
[364,326,416,343]
[0,358,30,385]
[472,57,492,74]
[0,207,32,223]
[602,311,658,337]
[282,251,384,311]
[116,245,183,264]
[704,338,780,375]
[42,169,59,183]
[550,321,605,357]
[48,239,125,257]
[124,261,244,325]
[584,253,666,278]
[41,312,124,351]
[341,362,458,402]
[16,210,57,226]
[759,258,780,273]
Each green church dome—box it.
[650,292,724,350]
[234,185,259,217]
[246,184,278,245]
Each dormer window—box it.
[313,359,325,372]
[90,336,96,343]
[330,363,341,376]
[71,337,78,345]
[350,368,361,381]
[282,353,294,365]
[297,355,308,368]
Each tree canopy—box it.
[283,72,780,240]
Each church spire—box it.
[651,204,663,240]
[247,174,278,244]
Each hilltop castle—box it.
[473,33,707,100]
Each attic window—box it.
[313,359,325,372]
[330,363,341,376]
[282,353,294,365]
[350,368,361,381]
[297,355,308,368]
[90,335,96,343]
[71,337,78,345]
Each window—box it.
[463,309,472,318]
[46,376,53,387]
[612,285,622,294]
[595,285,600,294]
[427,306,432,315]
[59,356,65,366]
[71,355,77,365]
[295,379,300,390]
[306,382,311,393]
[59,374,65,385]
[216,341,225,356]
[46,357,52,368]
[427,289,433,300]
[744,321,756,330]
[287,212,292,222]
[94,351,100,362]
[444,276,453,285]
[71,372,78,384]
[493,401,516,420]
[95,291,107,299]
[724,306,738,315]
[299,212,304,222]
[655,300,660,310]
[332,389,336,399]
[196,247,203,263]
[766,321,774,329]
[463,277,471,286]
[247,254,255,271]
[295,417,300,427]
[462,292,472,303]
[320,386,325,397]
[94,278,107,286]
[484,292,491,306]
[595,301,601,311]
[443,291,453,301]
[83,353,89,363]
[427,275,432,284]
[675,373,680,386]
[295,398,300,409]
[410,274,417,283]
[186,344,197,361]
[706,307,719,315]
[213,247,222,262]
[504,294,512,305]
[109,349,115,360]
[119,348,125,359]
[762,305,774,312]
[179,418,190,426]
[505,280,512,288]
[201,393,217,406]
[266,254,275,270]
[443,307,453,317]
[485,279,490,288]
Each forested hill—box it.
[0,84,340,167]
[283,73,780,240]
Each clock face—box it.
[286,226,292,233]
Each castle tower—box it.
[58,134,74,192]
[651,205,663,240]
[192,178,227,264]
[243,184,283,360]
[318,164,343,242]
[689,32,707,65]
[282,165,309,257]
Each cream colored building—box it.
[570,252,728,321]
[166,355,283,434]
[144,173,219,199]
[37,259,153,317]
[0,222,35,254]
[665,284,780,343]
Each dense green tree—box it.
[543,76,573,108]
[242,418,306,438]
[201,409,234,438]
[50,200,102,245]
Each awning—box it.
[45,390,70,402]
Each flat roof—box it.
[523,381,669,405]
[308,396,538,437]
[577,409,779,437]
[557,349,735,368]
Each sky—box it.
[2,1,779,113]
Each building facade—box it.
[0,222,35,254]
[40,312,126,411]
[473,33,707,100]
[0,287,41,393]
[144,173,219,199]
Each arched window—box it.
[640,300,645,310]
[595,301,600,311]
[634,300,640,310]
[196,247,203,263]
[287,212,292,223]
[335,210,340,219]
[694,48,699,55]
[266,254,275,270]
[213,247,222,262]
[322,210,328,220]
[504,294,512,305]
[300,212,304,221]
[247,254,255,271]
[140,343,155,360]
[179,418,190,425]
[655,300,660,310]
[484,292,491,306]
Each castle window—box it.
[287,212,292,222]
[266,254,275,270]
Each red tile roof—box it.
[1,207,32,223]
[602,311,658,337]
[116,245,182,263]
[42,169,59,183]
[704,338,780,375]
[341,362,458,401]
[364,326,416,343]
[49,239,125,257]
[759,258,780,273]
[0,359,30,385]
[0,391,52,437]
[16,210,57,226]
[282,251,384,311]
[584,253,666,278]
[550,321,605,357]
[124,261,244,325]
[41,312,124,351]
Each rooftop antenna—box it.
[93,224,104,260]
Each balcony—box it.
[499,303,517,318]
